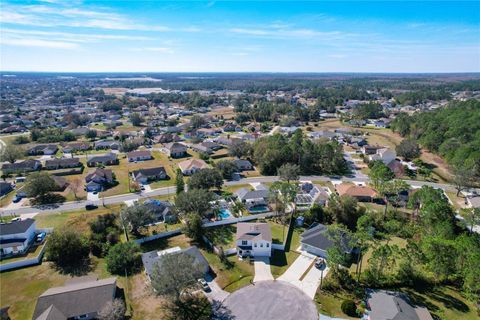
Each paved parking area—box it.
[219,281,317,320]
[253,257,274,282]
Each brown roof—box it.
[336,183,377,198]
[178,158,209,171]
[126,150,151,158]
[236,222,272,242]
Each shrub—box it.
[46,229,90,271]
[341,299,357,317]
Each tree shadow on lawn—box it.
[205,225,235,247]
[269,249,288,269]
[400,284,470,317]
[52,259,93,277]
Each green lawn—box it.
[200,249,254,292]
[204,225,237,249]
[315,290,359,319]
[34,204,124,231]
[268,221,305,278]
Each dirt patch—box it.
[129,273,166,320]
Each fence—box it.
[133,229,182,245]
[0,242,47,272]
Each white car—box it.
[197,278,210,292]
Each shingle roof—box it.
[300,223,352,253]
[34,305,66,320]
[32,277,117,320]
[367,290,433,320]
[236,222,272,242]
[0,218,35,236]
[336,183,377,198]
[131,167,166,179]
[141,246,209,280]
[235,188,269,201]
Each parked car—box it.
[35,232,46,243]
[85,204,98,210]
[197,278,210,292]
[12,193,25,203]
[314,257,326,269]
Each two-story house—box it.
[236,222,272,258]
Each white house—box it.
[369,148,396,165]
[0,218,36,257]
[236,222,272,258]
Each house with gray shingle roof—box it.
[32,277,117,320]
[365,290,433,320]
[236,222,272,258]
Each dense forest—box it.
[391,99,480,170]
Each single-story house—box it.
[1,159,41,174]
[62,142,91,153]
[163,142,188,158]
[178,158,209,175]
[131,167,167,185]
[86,153,118,167]
[85,168,114,192]
[154,133,181,144]
[127,150,153,162]
[235,185,269,208]
[236,222,272,258]
[143,199,176,223]
[336,183,378,202]
[27,144,58,156]
[141,246,209,282]
[366,290,433,320]
[32,277,117,320]
[300,223,353,259]
[0,182,13,196]
[369,148,397,165]
[94,140,120,150]
[233,159,253,171]
[295,182,331,208]
[44,158,82,170]
[0,218,36,257]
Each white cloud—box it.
[129,47,175,54]
[0,3,182,32]
[0,37,78,49]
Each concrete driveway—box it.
[278,251,328,299]
[253,257,274,282]
[219,281,317,320]
[277,253,314,282]
[204,274,229,303]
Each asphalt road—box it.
[217,281,317,320]
[0,174,471,216]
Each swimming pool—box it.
[248,205,269,213]
[218,208,232,219]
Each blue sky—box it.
[1,1,479,72]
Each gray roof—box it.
[300,223,352,253]
[35,305,66,320]
[87,153,117,163]
[236,222,272,242]
[141,246,209,280]
[33,277,117,320]
[367,290,433,320]
[235,188,269,201]
[131,167,166,179]
[0,218,35,236]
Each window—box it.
[254,243,257,247]
[241,240,247,245]
[266,243,269,248]
[260,243,263,247]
